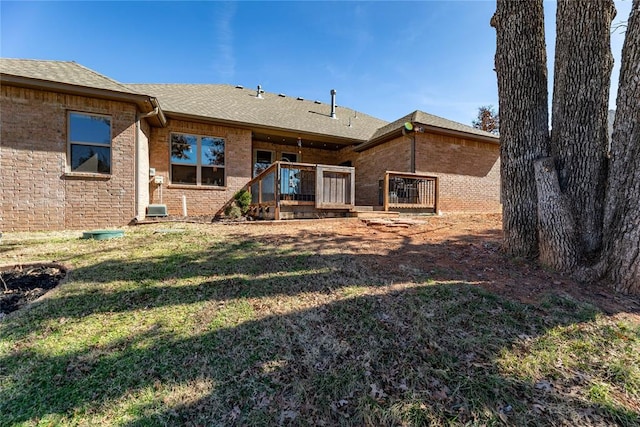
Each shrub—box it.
[233,190,252,214]
[224,204,242,219]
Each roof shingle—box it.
[1,58,498,145]
[0,58,142,95]
[128,84,387,142]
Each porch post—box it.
[275,162,281,220]
[383,172,390,212]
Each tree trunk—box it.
[491,0,550,258]
[550,0,615,260]
[534,157,578,271]
[600,0,640,293]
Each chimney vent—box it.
[330,89,337,119]
[256,85,264,99]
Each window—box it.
[171,133,225,186]
[68,112,112,174]
[281,152,299,162]
[253,149,274,177]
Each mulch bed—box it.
[0,264,66,317]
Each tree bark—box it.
[491,0,550,258]
[600,0,640,294]
[534,157,579,271]
[550,0,615,259]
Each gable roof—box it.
[128,84,387,143]
[1,58,497,147]
[1,58,140,94]
[355,110,499,152]
[0,58,164,124]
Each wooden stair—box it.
[350,206,400,219]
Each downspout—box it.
[411,132,416,173]
[134,99,160,220]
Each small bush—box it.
[233,190,252,214]
[224,204,242,219]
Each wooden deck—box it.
[246,161,355,220]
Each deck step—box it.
[350,210,400,219]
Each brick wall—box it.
[414,133,501,213]
[353,138,412,206]
[149,119,252,216]
[354,132,501,212]
[251,141,341,166]
[1,85,138,231]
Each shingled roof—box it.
[1,58,497,146]
[128,84,387,143]
[0,58,141,95]
[355,110,499,151]
[0,58,164,124]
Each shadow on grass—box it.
[1,226,638,425]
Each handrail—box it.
[243,162,279,192]
[383,171,438,212]
[216,161,356,219]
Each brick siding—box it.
[1,85,138,231]
[354,132,501,213]
[148,119,252,216]
[2,84,501,231]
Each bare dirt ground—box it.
[243,213,640,318]
[2,213,639,319]
[0,264,66,316]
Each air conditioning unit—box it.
[147,204,168,217]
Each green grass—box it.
[1,223,638,426]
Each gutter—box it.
[165,111,367,146]
[133,97,166,221]
[1,74,167,126]
[138,97,166,126]
[354,124,499,152]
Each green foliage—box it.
[233,190,252,214]
[224,204,242,219]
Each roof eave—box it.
[1,73,165,126]
[165,111,369,146]
[354,124,499,152]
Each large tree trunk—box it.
[534,157,578,271]
[549,0,615,260]
[600,0,640,293]
[491,0,550,258]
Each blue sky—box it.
[1,1,632,125]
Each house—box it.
[1,58,500,231]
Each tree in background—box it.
[492,0,639,294]
[472,105,500,135]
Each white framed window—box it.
[68,111,112,174]
[171,132,225,186]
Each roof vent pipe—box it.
[330,89,337,119]
[256,85,264,99]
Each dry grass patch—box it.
[0,217,638,426]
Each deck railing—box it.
[246,161,355,219]
[381,171,438,212]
